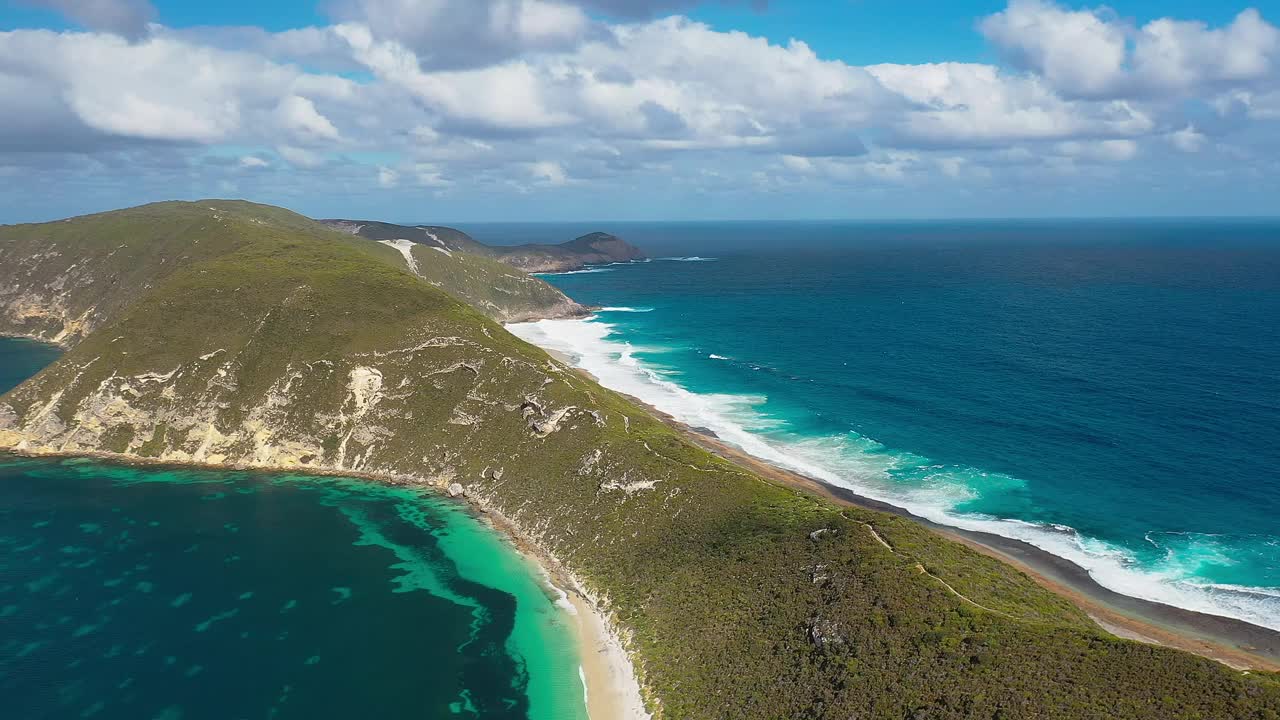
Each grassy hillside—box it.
[321,219,493,256]
[324,219,646,273]
[0,202,580,343]
[2,202,1279,719]
[395,241,586,322]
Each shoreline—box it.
[6,333,1277,709]
[0,446,650,719]
[540,348,1280,673]
[692,431,1280,671]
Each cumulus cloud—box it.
[325,0,593,69]
[0,29,359,152]
[1167,126,1208,152]
[1133,9,1280,93]
[529,160,569,185]
[275,95,342,142]
[20,0,156,40]
[980,0,1127,98]
[868,62,1150,147]
[981,1,1280,98]
[1,0,1278,218]
[576,0,765,18]
[339,16,893,155]
[412,163,454,187]
[277,145,326,168]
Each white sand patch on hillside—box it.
[378,239,420,275]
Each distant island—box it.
[2,200,1278,719]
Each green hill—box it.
[2,201,1278,719]
[0,201,583,344]
[323,219,646,274]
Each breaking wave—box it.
[506,316,1280,632]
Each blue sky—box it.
[11,1,1274,62]
[690,1,1280,64]
[2,0,1280,221]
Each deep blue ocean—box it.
[477,219,1280,631]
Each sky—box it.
[1,1,1279,222]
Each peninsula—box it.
[321,219,647,275]
[2,201,1278,719]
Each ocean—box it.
[488,219,1280,632]
[0,341,587,720]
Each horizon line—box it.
[408,215,1280,226]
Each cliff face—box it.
[3,202,1279,720]
[323,220,647,274]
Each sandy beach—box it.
[0,439,653,720]
[566,590,651,720]
[543,350,1280,674]
[475,496,651,720]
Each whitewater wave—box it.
[659,256,717,262]
[599,307,654,313]
[506,317,1280,633]
[709,354,729,360]
[534,268,614,276]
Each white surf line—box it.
[504,317,1280,632]
[378,239,420,275]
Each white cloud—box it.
[780,155,814,173]
[529,160,569,185]
[980,0,1127,98]
[981,2,1280,98]
[868,62,1151,147]
[1,0,1279,218]
[0,30,351,145]
[275,95,341,142]
[277,145,325,168]
[326,0,592,70]
[1133,10,1280,93]
[339,16,894,152]
[1055,139,1139,162]
[413,163,454,187]
[1167,125,1208,153]
[335,23,575,132]
[20,0,156,40]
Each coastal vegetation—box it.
[3,201,1279,718]
[323,218,647,274]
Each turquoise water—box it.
[499,219,1280,632]
[0,340,587,720]
[1,336,61,394]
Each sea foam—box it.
[507,316,1280,632]
[533,268,614,276]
